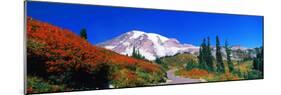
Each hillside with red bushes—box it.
[26,17,166,94]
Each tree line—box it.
[132,46,146,59]
[198,36,234,73]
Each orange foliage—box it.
[127,71,137,80]
[111,69,140,87]
[178,68,210,79]
[27,17,161,74]
[113,69,137,81]
[185,68,209,77]
[221,72,240,81]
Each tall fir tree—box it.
[80,28,87,40]
[253,47,263,73]
[225,40,234,72]
[216,36,224,73]
[206,37,214,71]
[198,38,208,70]
[136,49,140,58]
[132,46,137,58]
[198,48,205,69]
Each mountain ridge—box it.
[97,30,199,60]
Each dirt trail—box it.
[164,69,203,84]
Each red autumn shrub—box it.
[111,69,139,88]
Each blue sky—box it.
[26,1,263,48]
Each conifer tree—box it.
[136,49,140,58]
[198,38,208,70]
[225,40,234,72]
[206,37,214,71]
[132,46,136,57]
[253,47,263,72]
[216,36,224,73]
[80,28,87,40]
[155,57,162,64]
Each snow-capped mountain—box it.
[97,30,199,60]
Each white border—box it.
[1,0,281,95]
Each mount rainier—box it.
[97,30,199,60]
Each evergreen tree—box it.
[206,37,214,71]
[132,46,137,58]
[198,38,208,70]
[136,49,143,59]
[136,49,140,58]
[216,36,224,73]
[198,48,204,68]
[225,40,234,72]
[253,47,263,72]
[155,57,162,64]
[80,28,87,40]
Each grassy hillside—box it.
[26,17,166,94]
[156,53,198,70]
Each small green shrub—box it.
[185,61,200,71]
[27,76,65,93]
[244,70,263,79]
